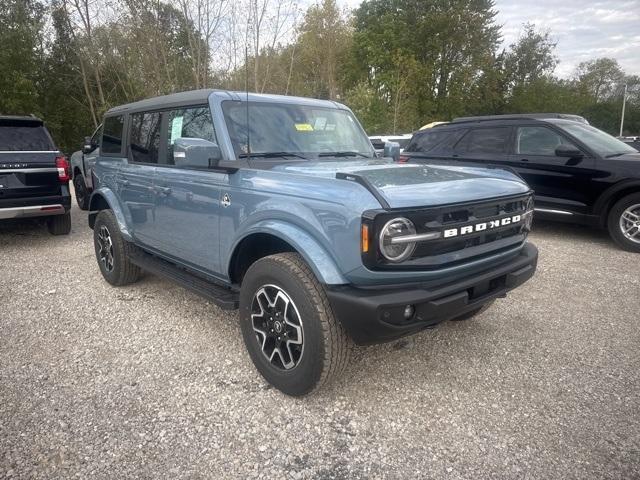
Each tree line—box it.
[0,0,638,153]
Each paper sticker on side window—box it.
[170,116,184,144]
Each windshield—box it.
[551,121,637,157]
[222,101,374,159]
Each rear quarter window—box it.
[0,120,53,151]
[102,115,125,155]
[405,130,454,152]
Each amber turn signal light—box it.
[361,224,370,253]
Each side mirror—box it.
[383,141,401,162]
[173,137,222,169]
[82,136,96,154]
[555,145,583,159]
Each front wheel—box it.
[607,193,640,253]
[239,253,351,396]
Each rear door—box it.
[0,118,60,204]
[509,125,595,213]
[117,112,161,246]
[452,126,513,166]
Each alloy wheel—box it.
[619,204,640,244]
[251,285,304,370]
[97,225,115,272]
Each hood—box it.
[273,160,530,209]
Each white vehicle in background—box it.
[369,134,413,157]
[69,124,102,210]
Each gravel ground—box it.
[1,195,639,480]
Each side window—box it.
[129,111,161,164]
[405,130,453,152]
[517,126,575,155]
[456,127,511,154]
[102,116,124,154]
[166,106,216,165]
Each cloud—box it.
[494,0,640,77]
[336,0,640,78]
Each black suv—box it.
[0,115,71,235]
[401,114,640,252]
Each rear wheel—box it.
[607,193,640,253]
[47,212,71,235]
[239,253,350,396]
[93,209,141,286]
[74,174,89,210]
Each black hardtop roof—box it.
[0,114,44,124]
[450,113,588,124]
[105,89,344,116]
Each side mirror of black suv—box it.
[555,145,583,159]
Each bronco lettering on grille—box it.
[443,214,523,238]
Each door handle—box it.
[520,158,529,162]
[157,186,172,196]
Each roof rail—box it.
[451,113,589,125]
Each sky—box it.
[337,0,640,78]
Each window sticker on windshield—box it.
[313,117,327,130]
[295,123,314,132]
[170,116,184,144]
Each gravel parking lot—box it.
[1,195,639,480]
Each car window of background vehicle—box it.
[517,126,576,155]
[405,130,453,152]
[455,127,510,154]
[129,112,161,164]
[102,116,125,155]
[166,106,217,165]
[0,120,53,151]
[552,121,637,157]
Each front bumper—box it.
[327,242,538,345]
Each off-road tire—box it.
[93,209,141,286]
[607,193,640,253]
[239,253,351,396]
[451,300,495,321]
[74,174,89,210]
[47,212,71,235]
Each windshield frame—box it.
[220,100,376,162]
[549,120,637,158]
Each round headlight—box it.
[379,217,416,262]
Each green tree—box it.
[0,0,45,115]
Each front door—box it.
[509,125,595,214]
[151,105,225,275]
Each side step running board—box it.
[129,250,239,310]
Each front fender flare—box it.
[88,188,133,241]
[227,220,349,285]
[593,179,640,219]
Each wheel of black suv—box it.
[608,193,640,253]
[239,253,351,396]
[47,212,71,235]
[451,300,495,321]
[73,175,89,210]
[93,209,141,286]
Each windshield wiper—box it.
[239,151,307,159]
[605,152,629,158]
[318,151,371,158]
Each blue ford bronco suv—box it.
[88,90,538,396]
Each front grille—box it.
[363,193,533,270]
